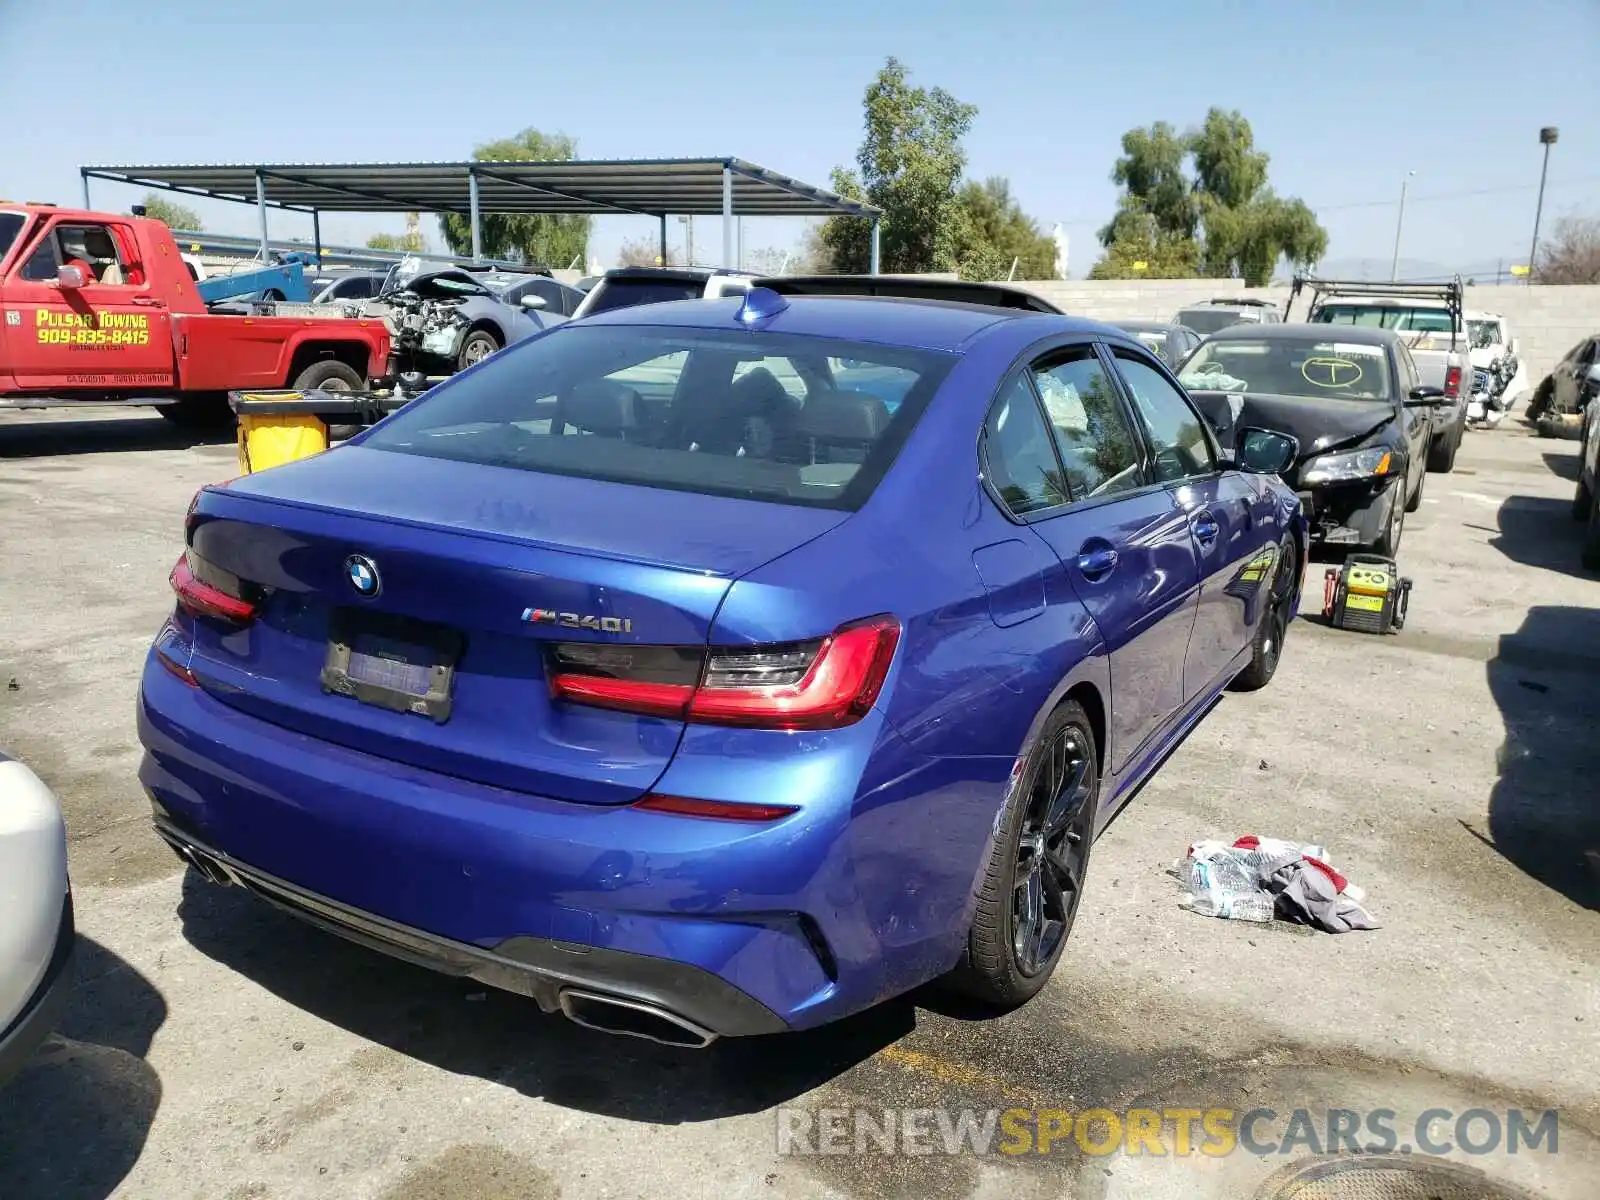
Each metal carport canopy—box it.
[78,157,882,270]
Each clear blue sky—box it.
[2,0,1596,277]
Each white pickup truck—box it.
[1290,277,1470,473]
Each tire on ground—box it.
[1231,535,1297,693]
[942,699,1098,1010]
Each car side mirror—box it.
[1406,385,1446,407]
[55,264,88,290]
[1236,427,1298,475]
[519,294,548,311]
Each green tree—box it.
[139,193,203,231]
[1190,110,1325,284]
[1092,108,1326,285]
[1097,122,1196,247]
[952,177,1056,280]
[367,218,424,253]
[820,58,977,274]
[1089,209,1198,280]
[438,129,591,266]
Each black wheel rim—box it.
[1012,727,1094,976]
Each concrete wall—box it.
[1007,280,1600,382]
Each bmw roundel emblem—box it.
[345,555,381,597]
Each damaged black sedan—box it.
[1179,324,1444,556]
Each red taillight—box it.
[688,617,901,729]
[170,553,256,625]
[1444,366,1462,398]
[632,794,799,822]
[546,615,901,731]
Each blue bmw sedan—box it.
[138,287,1306,1047]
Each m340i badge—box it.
[521,608,632,633]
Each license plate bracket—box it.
[320,608,463,723]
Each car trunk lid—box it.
[181,447,845,804]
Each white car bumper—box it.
[0,753,74,1087]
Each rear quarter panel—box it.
[173,314,389,390]
[700,335,1108,992]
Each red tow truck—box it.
[0,203,390,424]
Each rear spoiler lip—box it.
[751,275,1066,314]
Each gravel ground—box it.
[1,409,1596,1200]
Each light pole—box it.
[1389,170,1414,282]
[1528,126,1558,285]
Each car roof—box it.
[602,266,758,283]
[1114,319,1184,334]
[1203,321,1401,347]
[571,293,1125,354]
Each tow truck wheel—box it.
[291,360,364,392]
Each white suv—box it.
[571,267,757,320]
[0,752,73,1088]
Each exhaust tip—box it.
[158,832,236,887]
[558,988,717,1049]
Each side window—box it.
[21,234,61,280]
[1030,348,1143,501]
[1112,349,1217,483]
[982,373,1068,515]
[55,223,129,284]
[1398,346,1420,395]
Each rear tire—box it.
[1231,536,1298,692]
[1426,422,1460,472]
[943,702,1098,1010]
[1573,476,1593,523]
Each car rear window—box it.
[583,277,706,315]
[361,324,955,510]
[1176,308,1256,335]
[1312,304,1456,334]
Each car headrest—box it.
[561,379,638,436]
[796,388,890,443]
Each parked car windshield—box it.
[1467,319,1504,348]
[1179,337,1393,403]
[1176,308,1256,335]
[0,212,25,262]
[361,324,955,510]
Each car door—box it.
[988,344,1201,776]
[1106,343,1272,702]
[1394,345,1433,484]
[5,217,176,390]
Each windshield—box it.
[584,277,704,315]
[1177,308,1257,335]
[1179,337,1393,403]
[1312,303,1457,334]
[1467,319,1503,349]
[0,212,24,263]
[361,324,955,510]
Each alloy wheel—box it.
[1012,727,1094,976]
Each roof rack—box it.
[751,275,1065,314]
[1191,296,1276,309]
[1285,275,1464,327]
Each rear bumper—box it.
[135,651,963,1034]
[0,892,75,1088]
[150,818,782,1042]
